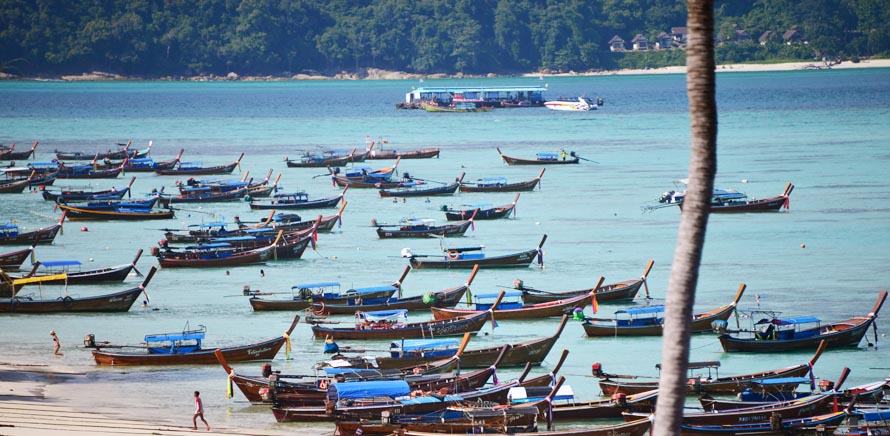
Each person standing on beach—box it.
[192,391,210,431]
[50,330,62,356]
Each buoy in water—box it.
[800,244,806,248]
[81,226,88,232]
[89,258,94,262]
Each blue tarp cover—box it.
[39,260,82,267]
[394,339,460,352]
[145,331,205,342]
[353,285,398,294]
[188,221,227,228]
[774,317,821,325]
[620,306,666,316]
[861,410,890,421]
[366,309,408,318]
[291,282,340,289]
[1,223,20,230]
[331,380,410,400]
[475,290,523,300]
[750,377,810,386]
[211,236,257,242]
[185,243,231,250]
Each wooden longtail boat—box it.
[596,341,827,396]
[0,141,39,160]
[536,388,658,420]
[6,249,144,290]
[497,148,580,165]
[583,284,747,337]
[0,212,66,245]
[312,266,476,316]
[430,280,599,321]
[679,182,794,213]
[198,221,317,260]
[58,204,175,220]
[8,163,60,186]
[41,177,136,202]
[249,186,347,210]
[667,390,839,426]
[270,200,347,233]
[310,292,503,340]
[154,231,281,268]
[375,314,569,370]
[122,147,184,172]
[286,147,367,168]
[459,169,546,193]
[0,267,155,313]
[329,158,402,188]
[55,141,148,161]
[0,170,37,194]
[335,376,566,435]
[367,147,440,160]
[56,162,124,179]
[0,245,34,270]
[679,410,848,436]
[444,193,520,221]
[406,235,546,269]
[246,172,282,198]
[155,152,243,175]
[248,265,409,311]
[718,290,887,352]
[89,313,299,366]
[520,260,654,304]
[379,173,464,198]
[375,213,475,239]
[158,186,248,205]
[401,417,652,436]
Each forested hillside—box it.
[1,0,887,77]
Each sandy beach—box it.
[528,58,890,77]
[0,364,289,436]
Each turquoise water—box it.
[1,69,889,432]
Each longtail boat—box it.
[310,265,477,316]
[88,313,299,365]
[444,193,520,221]
[207,224,316,261]
[0,141,39,160]
[0,267,155,313]
[158,186,248,205]
[56,158,126,179]
[0,212,66,245]
[245,172,282,198]
[374,213,475,239]
[310,292,503,340]
[367,147,440,160]
[519,260,654,304]
[248,265,409,311]
[679,182,794,213]
[582,284,747,337]
[4,249,144,292]
[402,417,652,436]
[679,411,848,436]
[269,200,348,233]
[329,157,402,189]
[122,147,184,172]
[155,152,243,176]
[516,387,657,421]
[595,341,827,396]
[0,245,34,270]
[154,231,282,268]
[497,148,580,165]
[379,173,464,198]
[54,141,148,161]
[406,235,546,269]
[718,290,887,352]
[458,169,546,193]
[41,176,136,202]
[0,170,37,194]
[374,314,569,370]
[57,204,175,220]
[335,376,566,435]
[249,186,347,210]
[430,280,599,321]
[286,147,366,168]
[14,163,61,186]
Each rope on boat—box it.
[29,210,58,220]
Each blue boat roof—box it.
[461,202,493,208]
[187,221,227,228]
[182,186,212,192]
[292,282,340,289]
[475,290,523,299]
[775,317,821,325]
[39,260,82,267]
[211,236,257,242]
[244,228,274,234]
[129,158,153,163]
[0,223,19,230]
[861,410,890,421]
[536,152,558,158]
[478,177,506,182]
[619,306,665,315]
[750,377,810,386]
[354,285,399,294]
[394,339,460,352]
[331,380,411,400]
[185,243,231,250]
[29,161,60,167]
[366,309,409,317]
[145,331,205,342]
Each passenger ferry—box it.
[400,86,547,109]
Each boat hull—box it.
[0,246,33,270]
[521,279,643,304]
[249,288,397,312]
[311,312,489,340]
[431,293,590,321]
[92,336,286,365]
[0,287,142,313]
[408,249,538,269]
[312,286,466,315]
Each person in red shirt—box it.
[192,391,210,431]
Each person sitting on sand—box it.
[192,391,210,431]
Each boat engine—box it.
[659,190,676,204]
[591,362,604,377]
[400,247,413,258]
[818,380,834,392]
[611,393,628,408]
[711,320,728,334]
[83,334,96,348]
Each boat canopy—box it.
[508,385,574,403]
[129,158,154,164]
[773,317,821,325]
[39,260,82,267]
[460,202,493,208]
[363,309,409,322]
[291,282,340,289]
[0,223,20,230]
[656,361,720,370]
[12,273,68,286]
[536,152,559,160]
[210,236,258,242]
[748,377,811,386]
[619,306,665,316]
[475,290,523,300]
[187,221,228,228]
[185,243,232,250]
[29,162,62,168]
[144,331,205,343]
[393,338,460,352]
[328,380,411,401]
[351,285,399,295]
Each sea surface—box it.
[1,69,889,432]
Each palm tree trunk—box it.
[653,1,717,435]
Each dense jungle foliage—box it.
[1,0,887,76]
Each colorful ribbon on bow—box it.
[227,369,235,399]
[283,332,292,359]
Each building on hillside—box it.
[758,30,776,46]
[609,35,626,52]
[783,26,805,45]
[734,29,750,41]
[655,32,673,50]
[631,34,649,51]
[671,27,688,43]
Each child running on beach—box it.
[192,391,210,431]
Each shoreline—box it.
[1,59,888,82]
